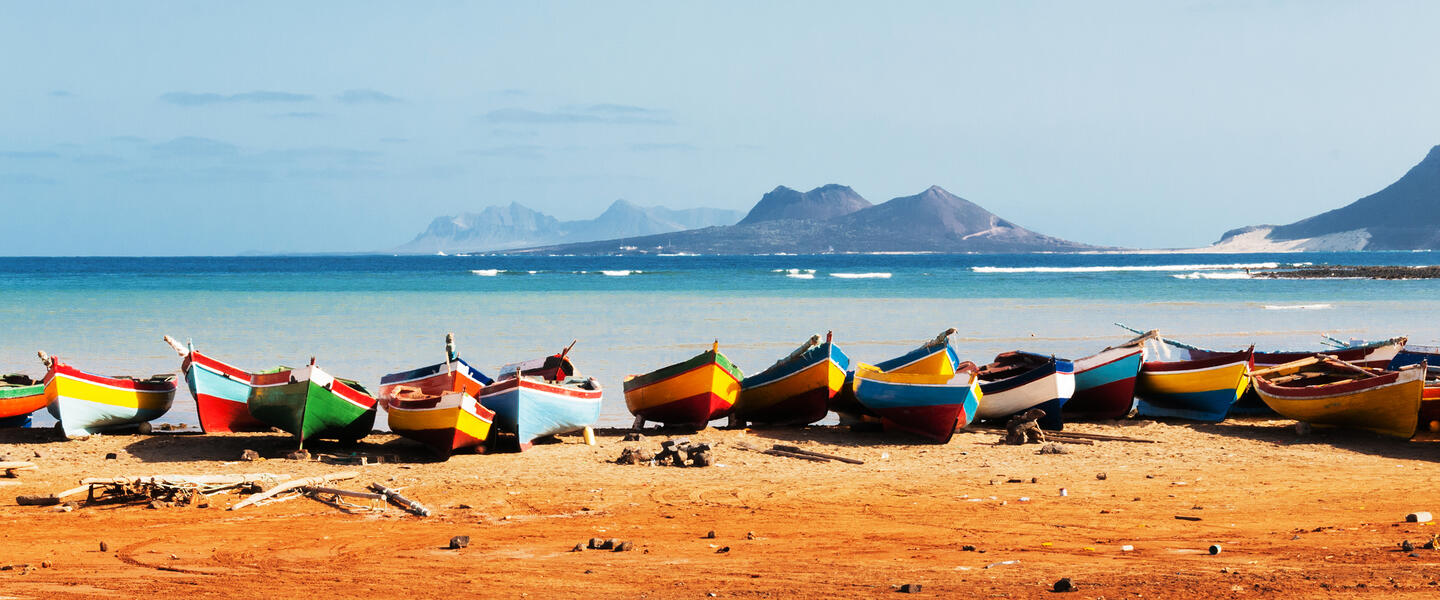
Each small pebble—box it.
[1053,578,1075,593]
[1096,472,1107,480]
[716,546,730,553]
[571,543,584,552]
[614,541,634,552]
[99,541,109,552]
[448,536,469,549]
[899,583,923,593]
[705,530,716,539]
[1209,544,1222,555]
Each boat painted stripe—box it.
[190,351,251,382]
[47,365,176,392]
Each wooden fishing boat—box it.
[1387,346,1440,439]
[247,359,377,445]
[736,332,850,426]
[623,342,744,428]
[1066,335,1146,420]
[0,374,46,428]
[851,361,981,442]
[831,329,960,421]
[974,352,1075,430]
[379,334,496,456]
[378,334,492,404]
[1252,355,1423,438]
[479,343,602,451]
[1134,347,1252,422]
[163,336,270,433]
[386,387,495,457]
[1116,324,1404,367]
[39,352,176,437]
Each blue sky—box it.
[1,1,1438,254]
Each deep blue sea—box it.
[3,252,1436,427]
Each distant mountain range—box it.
[507,184,1097,254]
[396,200,745,253]
[1209,145,1440,251]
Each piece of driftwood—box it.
[81,474,290,487]
[733,442,828,462]
[772,445,864,465]
[304,486,383,500]
[1043,431,1157,444]
[368,483,432,517]
[1037,436,1095,445]
[231,471,357,510]
[1,462,37,478]
[15,484,91,506]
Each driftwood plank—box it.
[772,445,865,465]
[231,471,357,510]
[368,483,432,517]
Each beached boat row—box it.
[1,327,1433,452]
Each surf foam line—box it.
[1172,271,1254,280]
[830,272,892,279]
[972,262,1283,274]
[1262,304,1334,310]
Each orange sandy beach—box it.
[2,420,1439,599]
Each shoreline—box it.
[2,420,1438,598]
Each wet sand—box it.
[2,420,1439,599]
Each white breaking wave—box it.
[1263,304,1334,310]
[471,269,501,276]
[774,268,817,275]
[601,270,638,276]
[973,262,1280,274]
[830,272,892,279]
[1171,271,1253,280]
[786,273,815,279]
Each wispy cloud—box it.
[270,112,330,119]
[463,144,545,159]
[160,91,315,106]
[0,150,61,160]
[150,136,240,158]
[630,142,697,153]
[336,89,402,104]
[482,103,673,125]
[0,173,57,185]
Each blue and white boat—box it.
[974,351,1075,430]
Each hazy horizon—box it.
[2,1,1438,255]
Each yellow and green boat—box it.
[247,359,377,446]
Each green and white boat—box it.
[247,359,377,445]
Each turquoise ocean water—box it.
[3,252,1437,428]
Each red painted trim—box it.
[190,350,251,381]
[1144,348,1252,372]
[479,376,602,400]
[1256,370,1400,398]
[48,361,176,392]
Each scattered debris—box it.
[1038,443,1069,455]
[984,560,1019,569]
[1401,540,1416,552]
[233,472,349,510]
[0,461,37,478]
[1004,409,1047,445]
[449,536,469,549]
[571,543,585,552]
[1407,512,1433,523]
[961,545,977,552]
[1175,515,1203,522]
[615,447,655,465]
[588,538,604,550]
[899,583,923,593]
[615,541,635,552]
[1209,544,1223,555]
[1121,545,1134,552]
[284,449,311,461]
[369,482,432,516]
[1096,472,1108,480]
[99,541,109,552]
[622,432,645,442]
[103,452,121,460]
[240,449,261,461]
[320,453,398,466]
[716,546,730,553]
[705,530,717,539]
[745,531,755,540]
[1053,578,1075,593]
[772,445,864,465]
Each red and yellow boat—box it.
[624,342,744,427]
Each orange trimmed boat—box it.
[624,342,744,428]
[379,334,496,457]
[735,332,850,426]
[1253,355,1423,439]
[0,373,46,428]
